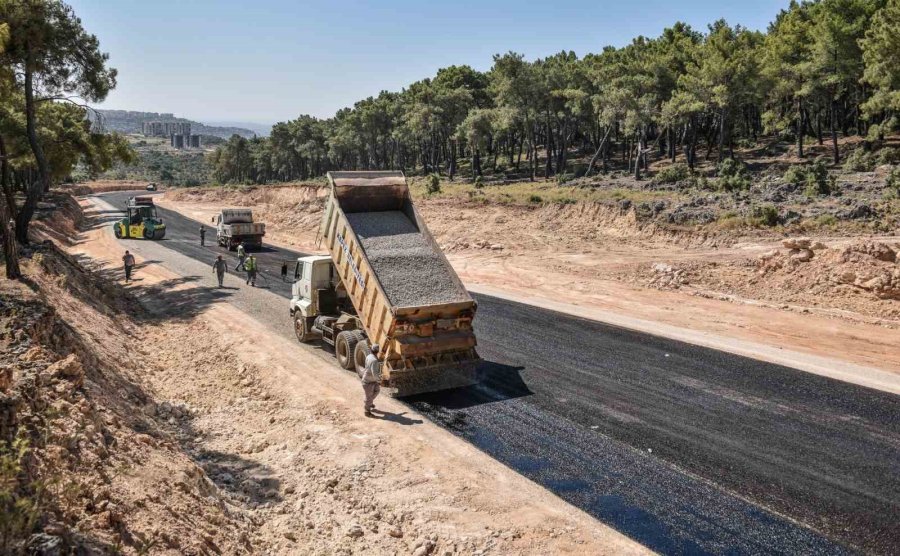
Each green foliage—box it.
[751,205,781,227]
[888,167,900,193]
[785,158,835,195]
[652,163,691,184]
[861,0,900,129]
[843,148,877,171]
[0,437,41,552]
[813,213,839,227]
[425,173,441,194]
[528,194,543,203]
[716,158,752,191]
[555,173,574,184]
[877,147,900,165]
[473,176,484,189]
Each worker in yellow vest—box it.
[244,254,258,287]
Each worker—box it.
[361,343,382,417]
[122,250,135,283]
[212,254,227,287]
[281,260,288,282]
[234,242,246,271]
[199,225,206,246]
[244,254,258,286]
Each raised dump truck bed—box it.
[290,171,480,396]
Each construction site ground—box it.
[46,186,899,554]
[6,193,651,555]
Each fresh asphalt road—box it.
[100,191,899,555]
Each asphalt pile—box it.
[346,210,469,307]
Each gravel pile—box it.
[346,211,469,307]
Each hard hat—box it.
[371,343,379,353]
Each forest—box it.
[208,0,900,184]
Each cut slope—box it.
[346,210,469,307]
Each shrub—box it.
[473,176,484,189]
[784,158,834,196]
[888,167,900,193]
[0,437,42,549]
[843,148,876,172]
[556,172,574,184]
[813,214,838,227]
[877,148,900,166]
[425,173,441,194]
[652,163,690,185]
[750,205,780,227]
[716,158,752,191]
[528,194,543,204]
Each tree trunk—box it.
[796,97,804,159]
[816,112,823,145]
[544,117,553,178]
[584,126,612,177]
[633,133,642,180]
[831,100,840,165]
[449,141,457,181]
[22,64,52,242]
[0,136,21,279]
[717,109,726,163]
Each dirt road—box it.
[93,191,899,554]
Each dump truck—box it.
[289,171,480,396]
[113,196,166,240]
[214,209,266,250]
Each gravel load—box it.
[346,210,470,307]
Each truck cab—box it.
[290,255,355,342]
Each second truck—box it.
[289,171,480,396]
[214,209,266,251]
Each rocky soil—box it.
[633,239,900,321]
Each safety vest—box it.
[244,258,257,271]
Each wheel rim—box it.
[336,337,348,365]
[354,340,368,373]
[294,317,306,340]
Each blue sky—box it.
[68,0,790,127]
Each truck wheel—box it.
[113,224,122,239]
[294,314,315,343]
[353,339,370,376]
[335,330,363,370]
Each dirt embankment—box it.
[5,192,645,554]
[1,245,256,554]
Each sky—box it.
[67,0,790,128]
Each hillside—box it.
[93,109,257,139]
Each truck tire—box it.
[353,339,370,376]
[335,330,364,370]
[294,314,315,343]
[113,224,122,239]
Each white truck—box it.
[289,171,480,396]
[214,209,266,251]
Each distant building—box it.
[142,121,191,137]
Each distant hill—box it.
[93,109,259,139]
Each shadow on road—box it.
[405,361,531,411]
